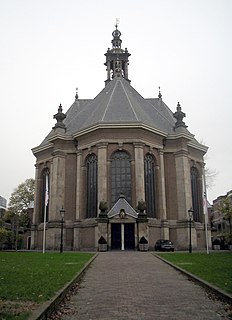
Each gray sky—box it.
[0,0,231,204]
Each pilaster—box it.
[49,151,66,220]
[174,148,192,220]
[158,149,167,220]
[97,143,108,208]
[134,143,145,203]
[75,150,82,220]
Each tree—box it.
[219,196,232,243]
[205,167,217,190]
[7,178,35,250]
[8,178,35,216]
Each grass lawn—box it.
[0,252,94,320]
[156,252,232,294]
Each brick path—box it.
[60,252,228,319]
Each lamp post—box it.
[60,207,65,253]
[188,208,194,253]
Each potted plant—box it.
[212,238,220,250]
[138,199,146,213]
[98,236,107,252]
[99,200,108,218]
[139,236,148,251]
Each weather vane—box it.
[115,18,120,28]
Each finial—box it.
[158,86,162,99]
[53,103,66,129]
[75,87,78,100]
[115,18,120,29]
[173,102,187,129]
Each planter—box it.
[139,243,148,251]
[98,243,107,252]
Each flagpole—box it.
[42,204,47,254]
[203,165,209,254]
[42,174,49,254]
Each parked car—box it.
[154,239,174,252]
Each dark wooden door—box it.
[111,223,121,250]
[124,223,135,250]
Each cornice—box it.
[31,143,53,155]
[72,122,168,139]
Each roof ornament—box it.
[115,17,120,29]
[75,87,78,100]
[173,102,187,129]
[158,86,162,99]
[53,104,66,129]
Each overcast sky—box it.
[0,0,231,204]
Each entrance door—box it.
[111,223,135,250]
[111,223,121,250]
[125,223,135,250]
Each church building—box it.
[31,25,210,251]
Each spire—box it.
[158,86,162,99]
[104,21,131,85]
[75,87,78,101]
[53,104,66,130]
[173,102,187,129]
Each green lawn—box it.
[156,252,232,294]
[0,252,94,320]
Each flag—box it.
[203,191,208,215]
[45,174,49,207]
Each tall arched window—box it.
[86,154,98,218]
[111,151,131,205]
[190,166,201,222]
[144,154,156,218]
[42,168,50,223]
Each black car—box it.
[154,239,174,252]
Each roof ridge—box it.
[146,99,175,126]
[120,79,139,121]
[101,78,118,121]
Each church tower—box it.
[31,25,210,252]
[104,24,131,84]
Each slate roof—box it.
[107,195,138,219]
[64,76,176,136]
[36,74,207,152]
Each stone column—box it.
[49,151,66,221]
[75,150,82,220]
[107,60,111,81]
[134,143,145,203]
[174,148,192,220]
[97,143,108,210]
[158,149,169,239]
[73,150,82,250]
[158,149,167,220]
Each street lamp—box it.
[60,207,65,253]
[188,208,194,253]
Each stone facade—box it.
[31,26,210,251]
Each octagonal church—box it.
[31,26,210,251]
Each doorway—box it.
[124,223,135,250]
[111,223,135,250]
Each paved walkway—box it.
[60,252,228,319]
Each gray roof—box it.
[108,195,138,219]
[64,76,176,135]
[38,76,201,149]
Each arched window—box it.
[111,151,131,205]
[86,154,98,218]
[190,166,201,222]
[42,168,49,223]
[144,154,156,218]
